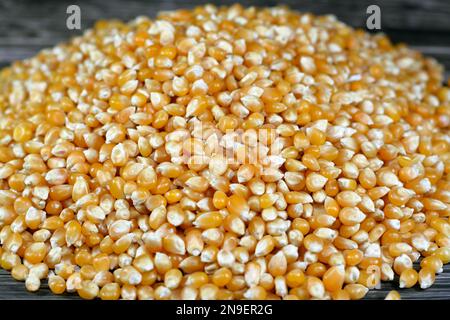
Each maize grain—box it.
[0,4,448,301]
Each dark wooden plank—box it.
[365,264,450,300]
[1,0,450,42]
[0,269,79,300]
[0,0,449,300]
[1,265,449,300]
[0,0,449,78]
[1,0,450,32]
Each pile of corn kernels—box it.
[0,4,449,300]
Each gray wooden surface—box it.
[1,266,450,300]
[0,0,449,78]
[0,0,449,299]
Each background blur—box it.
[0,0,449,78]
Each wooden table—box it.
[0,0,449,300]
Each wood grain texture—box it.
[0,265,450,300]
[0,0,449,77]
[0,0,449,300]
